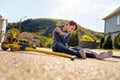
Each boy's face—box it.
[66,24,76,33]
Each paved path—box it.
[0,47,120,80]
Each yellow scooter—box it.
[1,42,76,61]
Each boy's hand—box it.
[55,27,63,35]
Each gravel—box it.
[0,49,120,80]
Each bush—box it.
[82,35,94,42]
[114,32,120,49]
[100,37,104,48]
[102,33,113,49]
[68,31,79,46]
[44,38,52,48]
[39,36,52,48]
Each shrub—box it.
[102,33,113,49]
[39,36,52,48]
[82,35,94,42]
[100,37,104,48]
[114,32,120,49]
[68,31,79,46]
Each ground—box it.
[0,47,120,80]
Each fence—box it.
[79,41,100,49]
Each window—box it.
[117,16,120,25]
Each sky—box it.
[0,0,120,32]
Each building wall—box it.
[0,19,7,42]
[105,13,120,40]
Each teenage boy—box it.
[52,21,113,59]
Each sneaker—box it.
[96,51,113,60]
[79,49,86,59]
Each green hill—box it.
[7,18,104,41]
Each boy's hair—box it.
[66,21,77,31]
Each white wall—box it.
[0,18,7,42]
[105,13,120,40]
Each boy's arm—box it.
[53,28,63,42]
[55,27,70,44]
[55,27,63,35]
[55,27,66,39]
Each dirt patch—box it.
[0,49,120,80]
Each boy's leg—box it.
[95,51,113,60]
[52,42,86,58]
[83,49,113,59]
[69,48,113,59]
[69,47,86,59]
[71,48,95,58]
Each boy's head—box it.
[65,21,77,33]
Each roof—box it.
[103,7,120,20]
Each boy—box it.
[52,21,113,59]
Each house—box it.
[0,15,8,42]
[103,7,120,40]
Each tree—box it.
[68,31,79,46]
[114,32,120,49]
[102,33,113,49]
[100,37,104,48]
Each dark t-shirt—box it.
[52,26,70,47]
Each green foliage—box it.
[100,37,104,48]
[39,36,52,48]
[7,18,103,39]
[102,33,113,49]
[54,19,68,26]
[114,32,120,49]
[32,33,52,48]
[45,39,52,48]
[82,35,94,42]
[7,18,104,45]
[68,31,79,46]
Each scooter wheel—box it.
[1,42,9,51]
